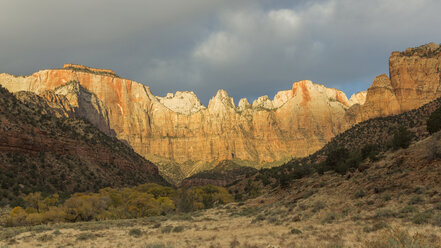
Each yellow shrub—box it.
[43,206,66,223]
[25,213,44,225]
[25,207,38,214]
[6,206,27,226]
[158,197,176,214]
[43,193,59,207]
[64,194,101,221]
[126,191,160,218]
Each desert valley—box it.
[0,42,441,247]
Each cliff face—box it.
[0,68,352,182]
[389,42,441,112]
[346,43,441,123]
[1,43,440,183]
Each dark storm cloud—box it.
[1,0,441,104]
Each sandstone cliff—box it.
[1,43,440,183]
[347,42,441,122]
[0,68,352,182]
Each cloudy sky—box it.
[1,0,441,104]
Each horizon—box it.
[2,0,441,104]
[0,61,387,107]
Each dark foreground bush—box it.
[427,106,441,134]
[392,126,413,150]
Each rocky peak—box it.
[156,91,206,115]
[53,80,112,135]
[54,81,82,107]
[370,74,393,90]
[325,88,350,106]
[348,91,367,106]
[237,98,251,111]
[291,80,350,107]
[208,89,235,112]
[252,95,275,110]
[272,90,292,108]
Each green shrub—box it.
[324,146,361,175]
[433,203,441,210]
[76,232,97,241]
[325,147,349,169]
[399,205,417,214]
[427,106,441,134]
[312,201,326,213]
[382,194,391,201]
[354,190,366,199]
[322,212,337,224]
[408,195,423,205]
[375,209,395,218]
[412,210,432,224]
[172,226,185,233]
[363,227,429,247]
[361,144,380,161]
[161,225,173,233]
[290,228,302,234]
[363,221,388,233]
[37,234,53,242]
[392,126,413,149]
[430,214,441,227]
[129,228,143,237]
[144,243,170,248]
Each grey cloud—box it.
[1,0,440,105]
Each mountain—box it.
[1,43,440,183]
[0,67,357,183]
[0,85,167,206]
[226,94,441,208]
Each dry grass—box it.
[1,204,440,248]
[1,132,441,247]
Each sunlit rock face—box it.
[1,43,440,182]
[156,91,205,115]
[0,67,352,180]
[389,42,441,112]
[346,43,441,123]
[348,91,367,106]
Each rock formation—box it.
[389,42,441,112]
[346,42,441,123]
[1,43,440,183]
[156,91,205,115]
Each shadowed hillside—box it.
[0,85,167,206]
[302,96,441,165]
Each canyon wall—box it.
[1,43,440,182]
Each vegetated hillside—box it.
[300,96,441,165]
[0,85,167,206]
[3,133,441,248]
[180,160,258,187]
[225,131,441,247]
[226,96,441,201]
[185,97,441,189]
